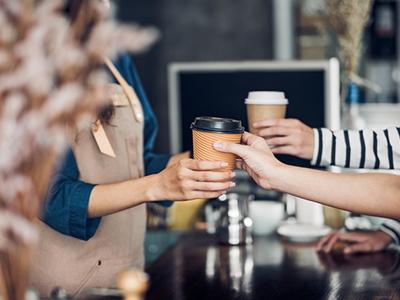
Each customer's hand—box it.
[213,132,283,190]
[253,118,315,160]
[151,158,235,201]
[317,230,393,254]
[317,248,398,272]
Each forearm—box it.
[272,165,400,219]
[313,127,400,169]
[88,158,233,218]
[87,175,157,218]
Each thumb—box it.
[213,141,250,159]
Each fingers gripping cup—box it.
[245,91,288,134]
[191,117,244,173]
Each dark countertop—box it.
[144,230,184,269]
[146,231,400,300]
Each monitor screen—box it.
[168,59,340,169]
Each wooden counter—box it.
[146,231,400,300]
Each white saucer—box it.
[277,223,331,242]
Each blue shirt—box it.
[43,54,172,241]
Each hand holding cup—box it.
[191,116,244,174]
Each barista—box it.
[30,1,235,297]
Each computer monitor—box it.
[168,59,340,169]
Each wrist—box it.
[142,174,159,202]
[265,162,289,191]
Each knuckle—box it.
[223,142,231,151]
[196,160,204,169]
[177,181,184,191]
[270,127,278,135]
[177,160,185,169]
[293,146,301,155]
[292,119,301,127]
[176,170,185,181]
[181,181,190,190]
[294,127,302,135]
[182,191,191,199]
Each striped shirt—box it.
[311,127,400,245]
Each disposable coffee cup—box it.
[191,116,244,173]
[245,91,288,134]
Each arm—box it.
[87,158,234,218]
[214,132,400,219]
[43,147,101,241]
[254,118,400,169]
[313,127,400,169]
[46,147,234,238]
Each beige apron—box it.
[30,64,146,298]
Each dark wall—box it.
[117,0,273,153]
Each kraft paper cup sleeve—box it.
[246,104,287,134]
[192,130,242,172]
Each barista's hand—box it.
[151,158,235,201]
[317,230,393,254]
[213,132,283,190]
[253,118,315,160]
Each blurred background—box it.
[117,0,399,153]
[113,0,400,267]
[117,0,273,153]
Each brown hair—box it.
[96,101,115,126]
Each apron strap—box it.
[103,56,144,123]
[91,57,145,158]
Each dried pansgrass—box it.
[0,1,158,300]
[325,0,373,76]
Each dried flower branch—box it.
[0,1,159,299]
[325,0,373,76]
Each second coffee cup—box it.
[245,91,288,134]
[191,116,244,172]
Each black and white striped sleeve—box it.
[379,220,400,246]
[311,127,400,169]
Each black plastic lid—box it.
[190,116,244,134]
